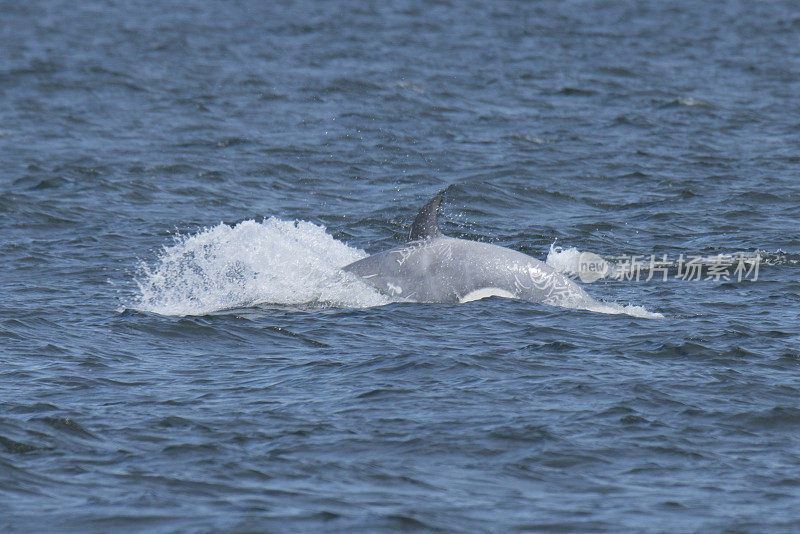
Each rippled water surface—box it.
[2,1,800,531]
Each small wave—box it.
[584,301,663,319]
[676,96,706,107]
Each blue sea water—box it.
[2,0,800,531]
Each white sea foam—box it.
[132,218,389,316]
[131,220,661,318]
[546,243,617,281]
[546,244,588,277]
[583,301,664,319]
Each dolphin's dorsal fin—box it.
[408,195,443,241]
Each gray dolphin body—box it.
[343,196,598,308]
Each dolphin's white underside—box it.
[458,287,516,303]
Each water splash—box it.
[131,218,389,316]
[546,244,587,277]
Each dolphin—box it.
[343,196,599,308]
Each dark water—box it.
[2,0,800,531]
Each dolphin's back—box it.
[343,240,450,301]
[344,236,593,306]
